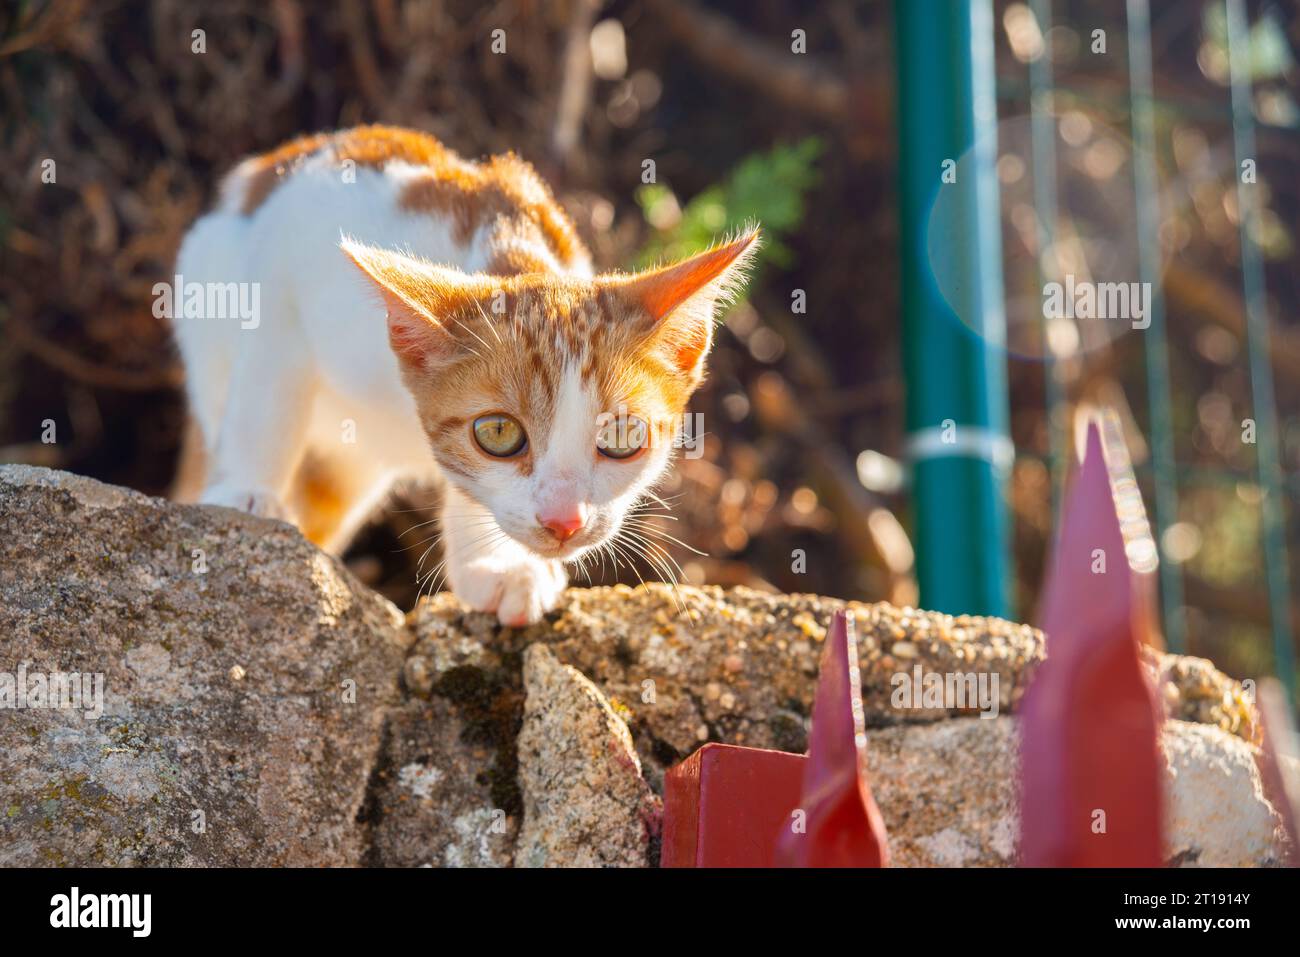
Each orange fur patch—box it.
[294,455,350,547]
[239,125,453,215]
[237,132,333,214]
[398,152,586,270]
[484,244,555,275]
[236,125,588,273]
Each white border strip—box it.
[905,425,1016,470]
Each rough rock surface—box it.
[871,717,1287,867]
[0,466,1289,867]
[406,582,1260,791]
[0,465,407,865]
[1149,650,1259,743]
[515,644,661,866]
[1161,720,1284,867]
[362,696,518,867]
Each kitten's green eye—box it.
[473,413,527,457]
[597,414,648,460]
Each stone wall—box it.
[0,465,1290,866]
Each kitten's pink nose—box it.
[538,507,587,543]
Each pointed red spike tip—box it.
[661,611,892,867]
[774,610,889,867]
[1019,415,1165,867]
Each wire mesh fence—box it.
[983,0,1297,698]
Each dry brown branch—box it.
[0,0,88,59]
[646,0,859,126]
[550,0,602,169]
[8,315,182,393]
[343,0,386,111]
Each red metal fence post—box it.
[1018,415,1165,866]
[662,610,888,867]
[774,610,889,867]
[661,744,806,867]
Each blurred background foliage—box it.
[1,0,1297,689]
[634,136,823,268]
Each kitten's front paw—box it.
[200,483,289,521]
[452,558,567,627]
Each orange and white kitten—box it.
[172,125,758,625]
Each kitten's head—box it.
[342,229,759,561]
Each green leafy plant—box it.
[1200,4,1296,85]
[633,137,823,271]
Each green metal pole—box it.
[894,0,1013,619]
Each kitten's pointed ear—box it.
[613,229,760,381]
[341,237,486,370]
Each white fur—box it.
[173,150,668,625]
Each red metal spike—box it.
[1019,415,1165,867]
[661,609,889,867]
[774,609,889,867]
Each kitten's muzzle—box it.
[537,507,587,544]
